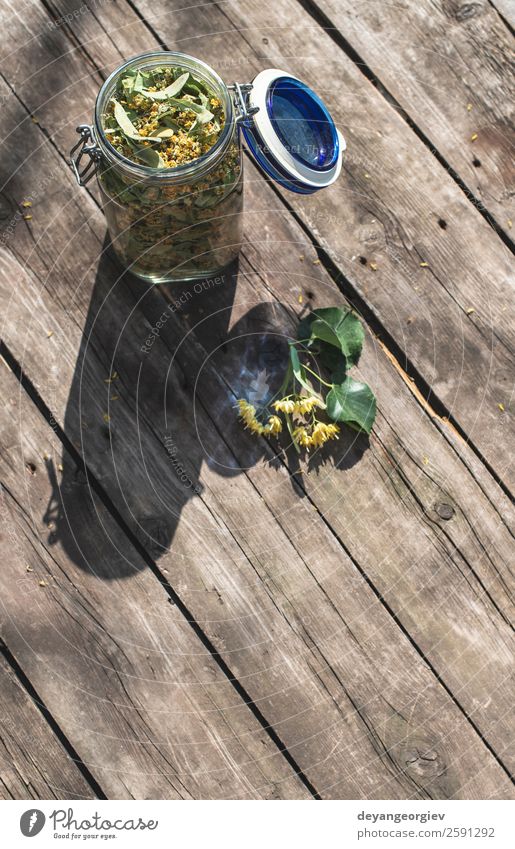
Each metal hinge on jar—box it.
[228,82,259,126]
[70,124,101,186]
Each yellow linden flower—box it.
[310,422,340,447]
[264,415,282,435]
[247,419,264,435]
[273,398,295,414]
[237,399,274,437]
[237,399,259,426]
[237,398,255,419]
[294,396,325,415]
[293,426,312,448]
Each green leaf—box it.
[194,190,222,208]
[121,72,137,94]
[309,307,364,366]
[138,73,191,101]
[311,340,343,376]
[133,70,152,93]
[289,345,315,394]
[188,109,216,135]
[166,97,214,120]
[183,80,209,98]
[149,127,177,139]
[112,99,142,140]
[326,376,376,434]
[133,147,165,168]
[160,116,182,131]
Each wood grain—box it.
[488,0,515,27]
[126,0,514,491]
[4,0,513,485]
[0,0,513,800]
[303,0,514,229]
[0,367,309,801]
[0,132,419,798]
[0,654,96,799]
[0,72,513,797]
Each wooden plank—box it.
[3,243,514,803]
[4,0,515,780]
[0,129,421,799]
[0,376,309,801]
[5,0,513,484]
[111,0,514,491]
[489,1,515,27]
[0,653,96,799]
[142,210,515,772]
[0,81,514,798]
[301,0,515,230]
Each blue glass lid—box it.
[241,69,345,194]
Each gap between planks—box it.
[141,273,515,784]
[17,0,513,504]
[248,187,514,504]
[0,344,321,800]
[0,636,105,799]
[0,0,512,796]
[2,309,513,795]
[294,0,514,252]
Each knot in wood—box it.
[436,502,455,520]
[455,3,483,21]
[404,745,445,779]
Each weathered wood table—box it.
[0,0,513,800]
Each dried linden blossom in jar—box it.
[101,65,226,168]
[98,64,243,282]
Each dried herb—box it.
[98,62,242,280]
[102,66,224,169]
[237,307,377,451]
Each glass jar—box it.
[73,51,243,283]
[71,52,345,284]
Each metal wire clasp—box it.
[229,82,259,126]
[70,124,101,186]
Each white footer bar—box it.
[3,799,513,848]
